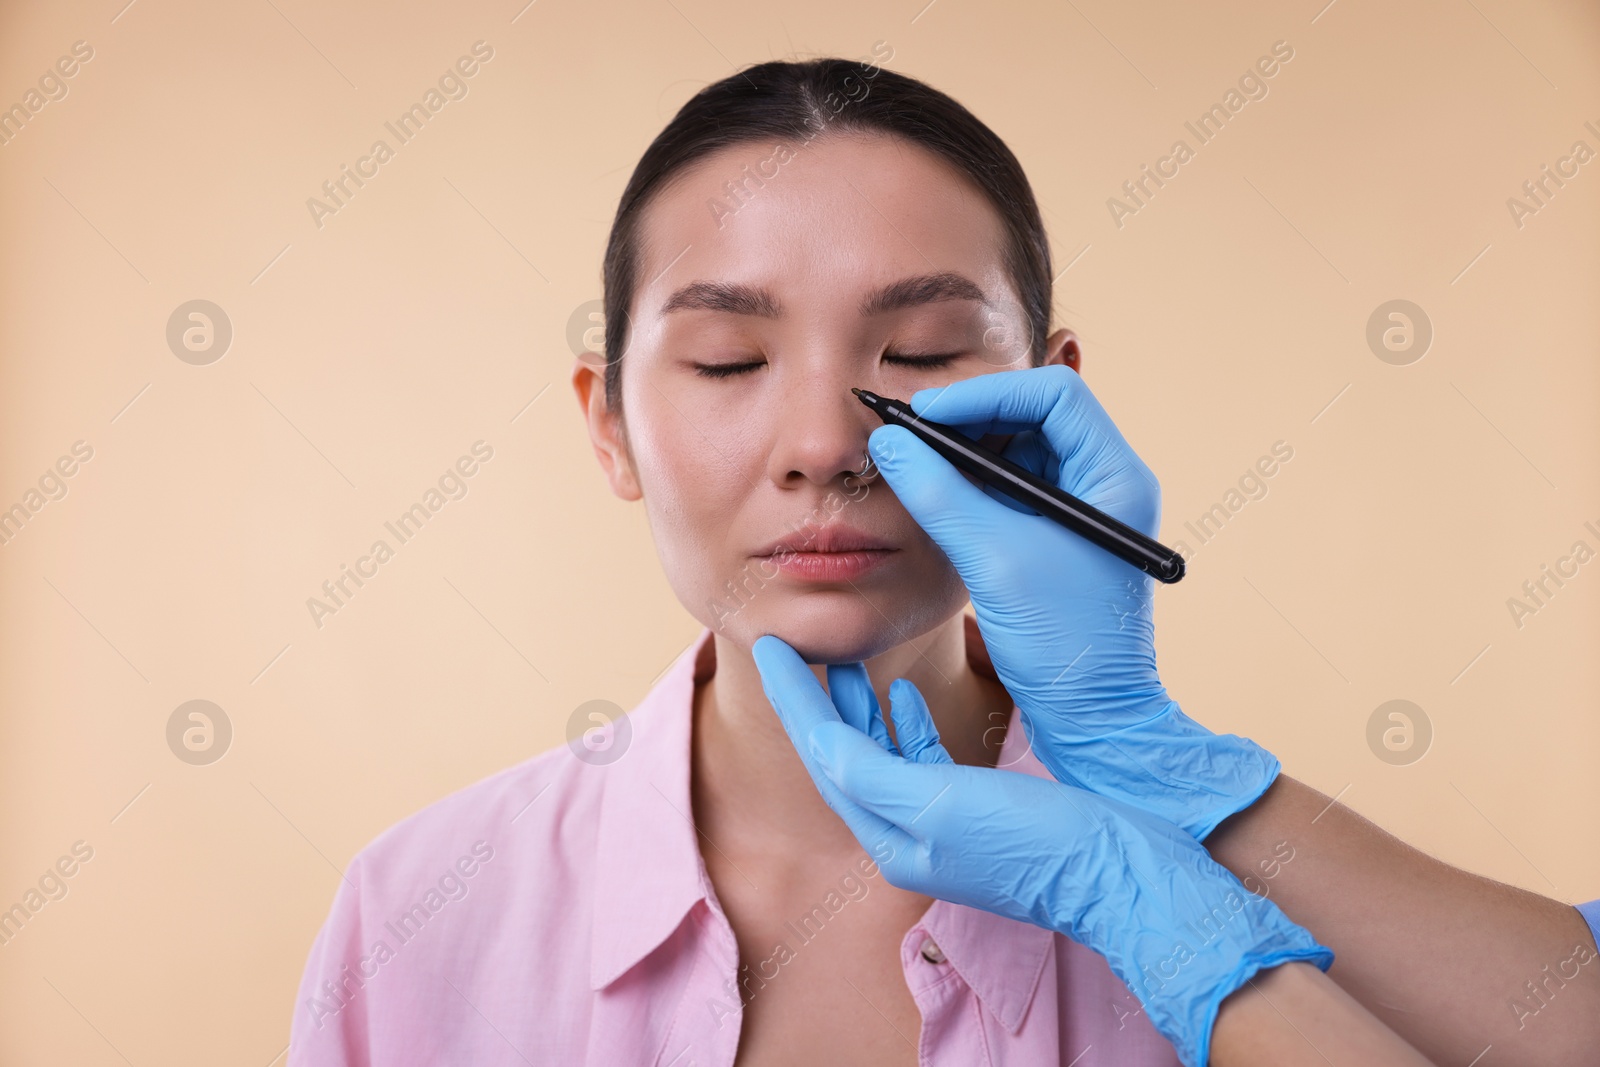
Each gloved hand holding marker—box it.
[858,365,1281,842]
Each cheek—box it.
[629,397,763,515]
[626,399,764,592]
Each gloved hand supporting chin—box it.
[753,633,1333,1067]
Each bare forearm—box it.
[1211,962,1434,1066]
[1204,775,1600,1065]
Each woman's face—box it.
[575,131,1074,663]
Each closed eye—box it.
[691,359,765,379]
[690,351,961,380]
[883,350,961,369]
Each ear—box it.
[1041,327,1083,375]
[571,356,643,501]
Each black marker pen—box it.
[852,388,1186,584]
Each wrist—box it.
[1127,900,1334,1067]
[1029,703,1282,840]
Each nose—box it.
[765,369,877,490]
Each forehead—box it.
[633,132,1016,319]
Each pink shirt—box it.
[290,617,1182,1066]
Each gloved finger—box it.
[998,428,1061,486]
[806,729,921,883]
[807,720,952,831]
[858,676,907,760]
[826,663,897,754]
[965,428,1062,516]
[867,425,1010,567]
[906,365,1114,443]
[912,367,1161,531]
[886,678,954,765]
[800,721,919,867]
[752,635,886,830]
[754,635,841,736]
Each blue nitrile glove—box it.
[752,634,1333,1067]
[867,364,1277,841]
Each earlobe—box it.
[571,357,643,501]
[1042,327,1084,375]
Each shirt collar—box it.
[589,615,1056,1035]
[589,629,716,991]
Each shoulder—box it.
[350,731,600,898]
[289,654,703,1061]
[289,740,605,1061]
[345,677,686,898]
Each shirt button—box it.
[919,936,946,964]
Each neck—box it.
[690,611,1014,861]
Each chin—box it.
[715,584,964,664]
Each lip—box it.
[754,522,900,582]
[756,522,897,557]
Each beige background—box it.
[1,0,1597,1062]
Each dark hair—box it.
[600,56,1054,418]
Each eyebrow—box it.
[659,270,988,318]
